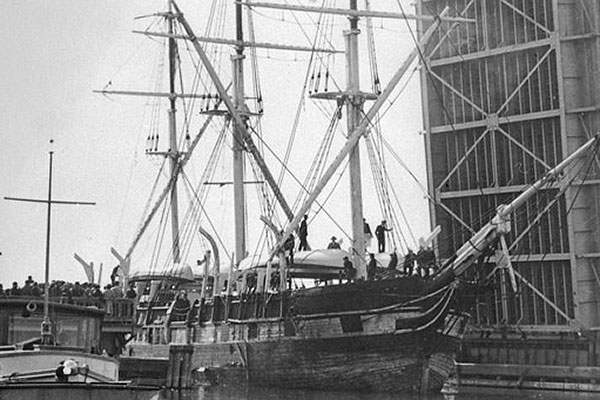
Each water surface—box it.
[155,385,600,400]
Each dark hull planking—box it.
[196,330,457,392]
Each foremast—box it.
[101,1,298,271]
[167,0,181,264]
[171,0,296,230]
[232,1,247,265]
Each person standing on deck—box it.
[283,233,295,265]
[367,253,377,281]
[327,236,341,249]
[388,251,398,270]
[103,284,115,314]
[375,220,392,253]
[363,218,372,249]
[416,246,436,278]
[343,256,356,283]
[403,249,416,276]
[298,214,309,251]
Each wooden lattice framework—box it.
[418,0,600,331]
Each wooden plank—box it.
[457,363,600,379]
[454,377,600,392]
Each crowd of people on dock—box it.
[0,275,137,307]
[2,216,437,305]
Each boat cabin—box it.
[0,298,104,352]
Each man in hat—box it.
[375,220,392,253]
[327,236,341,249]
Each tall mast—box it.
[232,2,247,264]
[346,0,366,276]
[42,149,54,344]
[5,140,95,344]
[167,0,181,263]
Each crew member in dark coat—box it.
[173,291,191,321]
[298,214,309,251]
[367,253,377,281]
[342,256,356,282]
[363,218,372,248]
[416,246,436,278]
[283,234,295,264]
[403,249,416,276]
[387,251,398,270]
[375,220,392,253]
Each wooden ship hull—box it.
[97,0,600,394]
[196,330,455,392]
[126,278,470,393]
[129,332,457,392]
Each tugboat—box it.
[1,148,159,399]
[95,0,600,394]
[0,296,157,400]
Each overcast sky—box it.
[0,0,430,287]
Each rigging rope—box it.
[275,0,330,188]
[177,121,230,262]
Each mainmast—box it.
[167,0,181,263]
[232,2,247,264]
[346,0,366,277]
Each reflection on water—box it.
[154,385,600,400]
[158,385,445,400]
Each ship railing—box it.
[137,324,169,345]
[167,323,190,344]
[47,296,135,322]
[2,295,105,308]
[104,298,135,322]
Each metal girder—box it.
[436,128,491,192]
[495,126,551,170]
[429,43,557,195]
[430,109,560,134]
[436,200,476,234]
[513,268,576,325]
[496,47,555,115]
[428,68,488,115]
[439,182,562,200]
[426,0,476,60]
[500,0,552,35]
[429,38,553,67]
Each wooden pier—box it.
[443,331,600,394]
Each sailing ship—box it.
[95,0,600,393]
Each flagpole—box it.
[4,139,96,345]
[42,144,54,344]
